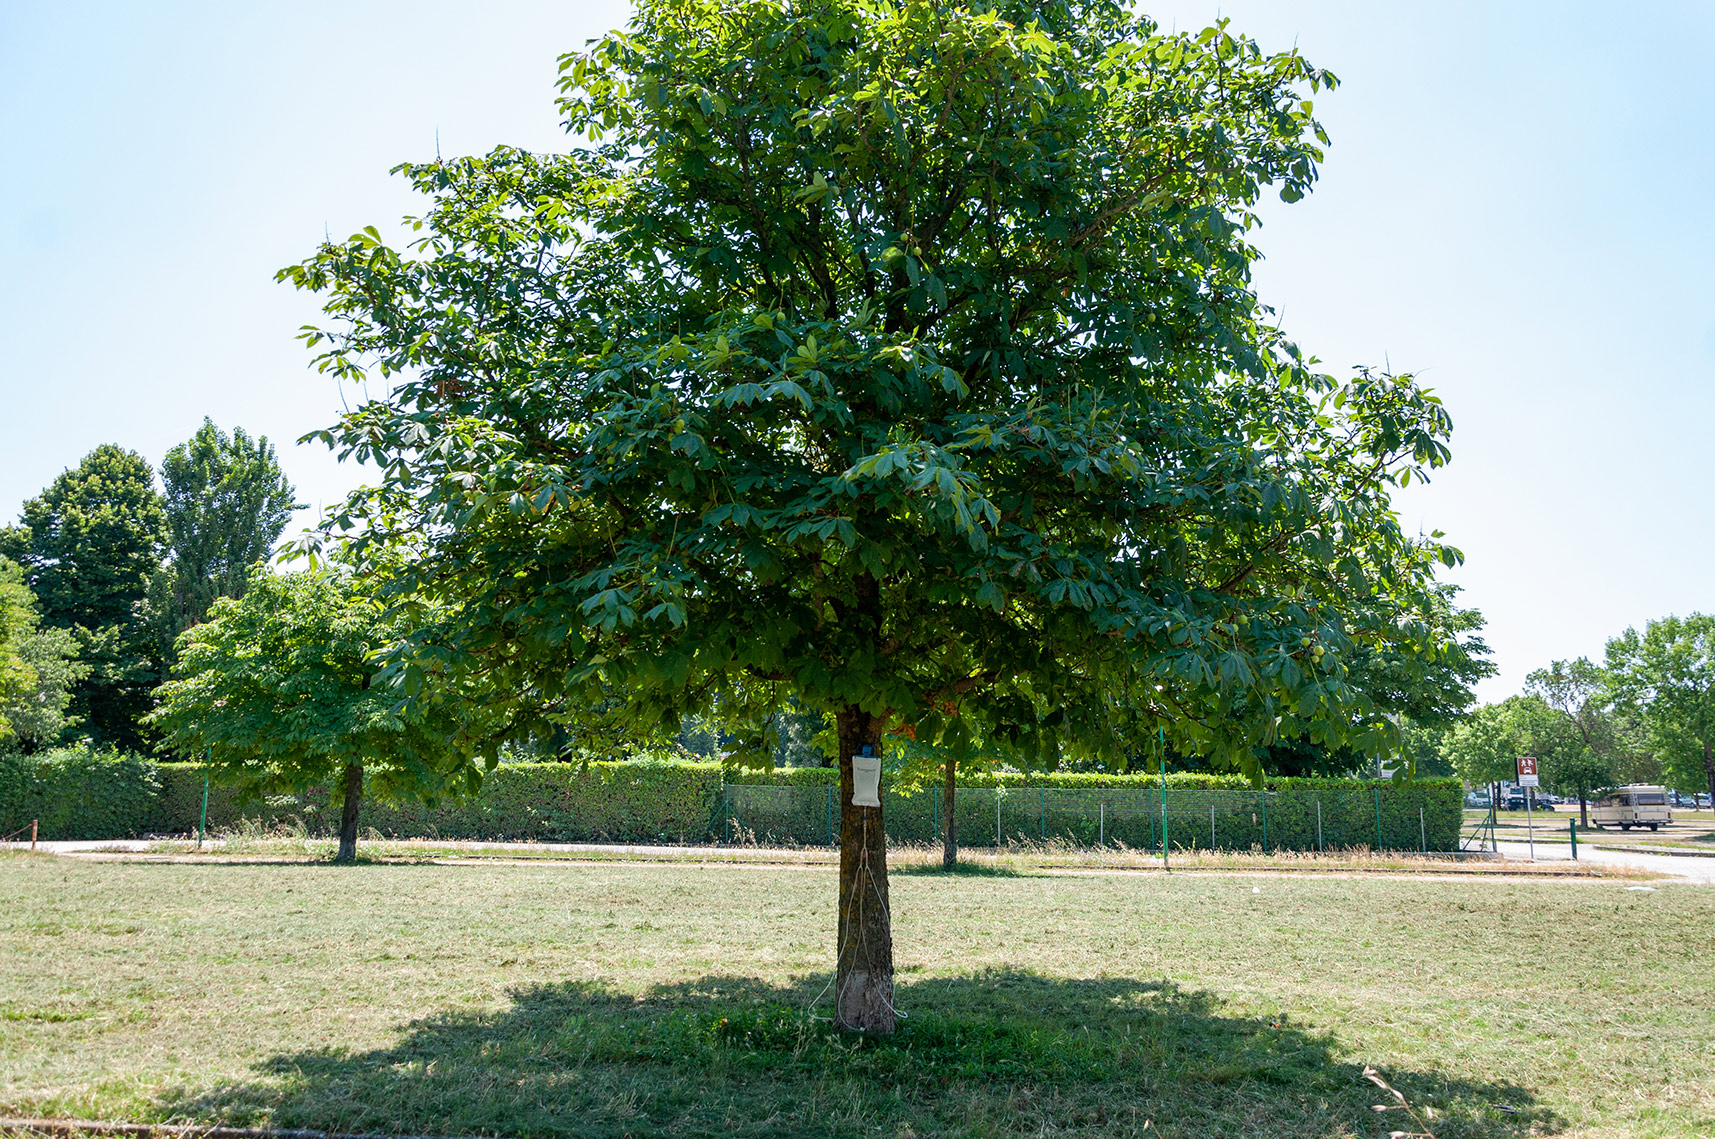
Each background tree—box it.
[146,419,301,664]
[0,561,39,747]
[1524,658,1618,826]
[148,568,488,862]
[1606,614,1715,806]
[1440,696,1539,792]
[0,559,87,753]
[284,0,1466,1031]
[0,445,166,749]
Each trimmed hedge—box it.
[728,765,1462,793]
[4,753,1459,851]
[155,760,724,844]
[0,747,164,841]
[725,781,1462,851]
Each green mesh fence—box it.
[722,784,1458,852]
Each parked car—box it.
[1503,793,1552,812]
[1590,785,1673,831]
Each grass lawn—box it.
[2,853,1711,1139]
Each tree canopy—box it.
[148,418,301,653]
[149,568,485,861]
[1606,614,1715,805]
[0,559,87,753]
[1,445,166,749]
[282,0,1471,1029]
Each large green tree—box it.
[149,568,486,862]
[1524,658,1621,827]
[1,446,166,748]
[1606,614,1715,806]
[147,419,301,660]
[0,559,87,753]
[1440,696,1532,791]
[0,561,40,747]
[283,0,1467,1031]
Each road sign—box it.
[1516,756,1540,788]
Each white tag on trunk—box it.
[852,754,882,808]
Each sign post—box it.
[1516,756,1540,860]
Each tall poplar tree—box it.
[283,0,1468,1031]
[147,418,301,664]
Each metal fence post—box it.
[1160,765,1169,865]
[199,774,210,847]
[1099,801,1105,848]
[1419,807,1426,853]
[1373,786,1383,850]
[827,784,834,847]
[723,782,731,845]
[1039,787,1046,842]
[1569,817,1578,860]
[932,784,940,842]
[1316,798,1324,853]
[1210,802,1216,850]
[1260,790,1268,852]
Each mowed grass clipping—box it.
[1,853,1711,1139]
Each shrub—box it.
[158,760,725,844]
[0,745,163,840]
[16,756,1458,850]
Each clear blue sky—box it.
[3,2,1711,702]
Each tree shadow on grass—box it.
[156,971,1557,1139]
[892,860,1027,877]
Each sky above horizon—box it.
[3,1,1711,703]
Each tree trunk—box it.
[835,705,894,1034]
[1579,794,1588,829]
[1704,739,1715,809]
[942,753,958,868]
[335,760,363,864]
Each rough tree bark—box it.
[942,753,958,868]
[835,705,894,1033]
[335,760,364,864]
[1704,740,1715,810]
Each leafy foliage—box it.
[281,0,1469,781]
[0,559,87,752]
[145,419,301,665]
[1606,614,1715,801]
[148,568,492,857]
[24,756,1453,849]
[0,744,161,840]
[0,560,40,746]
[0,445,166,749]
[154,759,725,844]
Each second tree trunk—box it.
[335,760,363,864]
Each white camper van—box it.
[1590,785,1673,831]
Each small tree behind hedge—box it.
[149,569,485,862]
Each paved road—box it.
[1494,839,1715,884]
